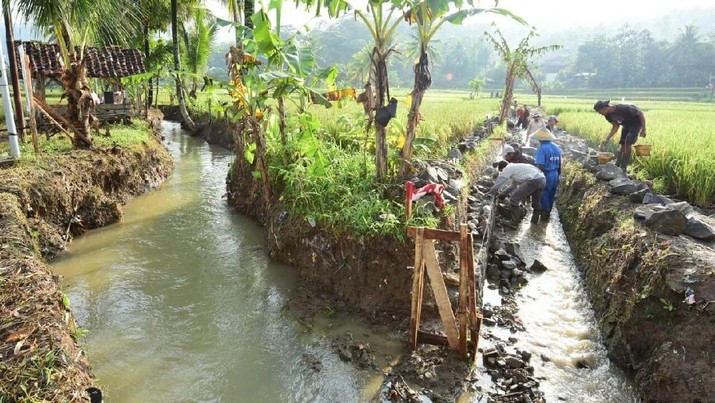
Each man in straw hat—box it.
[593,99,647,173]
[487,151,546,228]
[526,113,547,147]
[533,128,562,223]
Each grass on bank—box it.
[204,89,715,237]
[0,120,157,161]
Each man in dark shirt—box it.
[505,143,535,165]
[594,99,647,173]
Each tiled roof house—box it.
[16,41,146,78]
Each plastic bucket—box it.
[634,144,651,156]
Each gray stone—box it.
[665,201,693,217]
[442,190,457,202]
[596,164,624,181]
[447,148,462,161]
[609,178,639,195]
[505,242,525,264]
[634,204,665,220]
[643,193,674,205]
[483,166,498,177]
[499,259,518,270]
[645,209,687,235]
[529,259,548,273]
[486,264,500,282]
[448,178,466,193]
[684,218,715,241]
[629,188,651,203]
[521,147,537,157]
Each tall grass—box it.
[543,97,715,206]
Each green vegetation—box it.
[540,97,715,206]
[1,121,157,160]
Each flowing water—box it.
[52,121,638,402]
[478,210,640,402]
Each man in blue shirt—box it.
[533,128,562,223]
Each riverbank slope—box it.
[0,121,173,401]
[557,162,715,401]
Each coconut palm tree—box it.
[171,0,196,130]
[15,0,144,148]
[181,7,218,98]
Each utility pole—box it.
[3,1,25,139]
[1,35,21,158]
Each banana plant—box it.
[353,0,403,182]
[484,26,561,122]
[398,0,526,178]
[223,8,338,207]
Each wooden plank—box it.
[417,331,449,346]
[467,230,479,328]
[458,224,469,359]
[423,240,460,350]
[23,55,39,154]
[405,181,413,221]
[33,97,74,143]
[466,230,481,363]
[406,226,461,242]
[409,227,426,350]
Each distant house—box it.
[14,41,146,123]
[15,41,146,101]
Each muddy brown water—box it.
[51,121,385,402]
[52,121,639,402]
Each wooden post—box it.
[409,227,425,350]
[405,181,414,220]
[458,224,469,358]
[21,54,39,154]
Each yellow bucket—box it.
[634,144,651,156]
[597,152,615,164]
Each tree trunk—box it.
[232,2,242,46]
[144,23,153,108]
[172,0,195,131]
[398,49,431,179]
[62,52,93,148]
[499,64,516,123]
[373,48,389,182]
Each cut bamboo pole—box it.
[409,227,426,350]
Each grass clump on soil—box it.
[0,121,157,160]
[257,96,493,239]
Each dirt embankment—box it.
[556,162,715,402]
[0,120,173,401]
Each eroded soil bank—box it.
[556,162,715,401]
[0,119,173,401]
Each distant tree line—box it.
[205,19,714,92]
